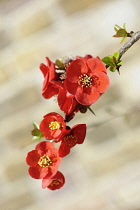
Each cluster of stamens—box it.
[50,180,60,186]
[49,121,61,130]
[38,154,52,167]
[64,135,78,146]
[59,72,66,81]
[78,74,92,88]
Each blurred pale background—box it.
[0,0,140,210]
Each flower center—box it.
[78,74,92,88]
[64,135,78,146]
[49,180,60,186]
[38,154,52,167]
[49,121,61,130]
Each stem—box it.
[118,31,140,59]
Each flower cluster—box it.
[26,55,110,190]
[40,55,110,121]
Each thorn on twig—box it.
[117,68,120,75]
[87,107,96,116]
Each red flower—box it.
[58,124,86,157]
[26,141,62,179]
[76,54,93,60]
[40,112,66,140]
[64,57,110,106]
[58,88,78,115]
[42,171,65,190]
[40,57,59,99]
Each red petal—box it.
[46,57,52,66]
[58,142,70,157]
[42,83,59,99]
[76,86,100,105]
[42,74,49,92]
[45,57,55,80]
[35,141,55,152]
[66,59,88,82]
[42,171,65,190]
[76,54,93,60]
[87,57,107,74]
[42,178,52,189]
[72,124,86,144]
[64,79,78,95]
[58,88,77,114]
[56,130,70,142]
[28,166,48,179]
[26,150,40,167]
[46,148,61,165]
[41,166,56,179]
[94,72,110,93]
[40,63,49,77]
[51,78,64,88]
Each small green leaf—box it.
[32,128,41,136]
[32,132,43,141]
[120,36,127,43]
[114,24,121,31]
[117,61,123,65]
[102,57,114,66]
[33,122,39,129]
[113,52,120,61]
[31,122,43,141]
[32,136,40,141]
[108,55,113,59]
[112,56,117,65]
[109,66,116,72]
[114,29,127,37]
[113,23,130,43]
[123,23,126,30]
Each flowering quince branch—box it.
[102,24,140,73]
[26,24,140,190]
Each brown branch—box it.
[118,31,140,59]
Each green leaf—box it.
[114,24,121,31]
[33,122,39,129]
[32,128,41,136]
[123,23,126,30]
[112,56,117,65]
[117,61,123,65]
[102,57,114,66]
[32,136,41,141]
[120,36,127,43]
[114,29,127,37]
[32,131,43,141]
[31,122,44,141]
[113,52,120,61]
[109,66,116,72]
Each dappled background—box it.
[0,0,140,209]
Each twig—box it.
[118,31,140,59]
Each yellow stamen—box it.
[78,74,92,88]
[38,154,52,167]
[50,180,60,186]
[64,135,78,146]
[49,121,61,130]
